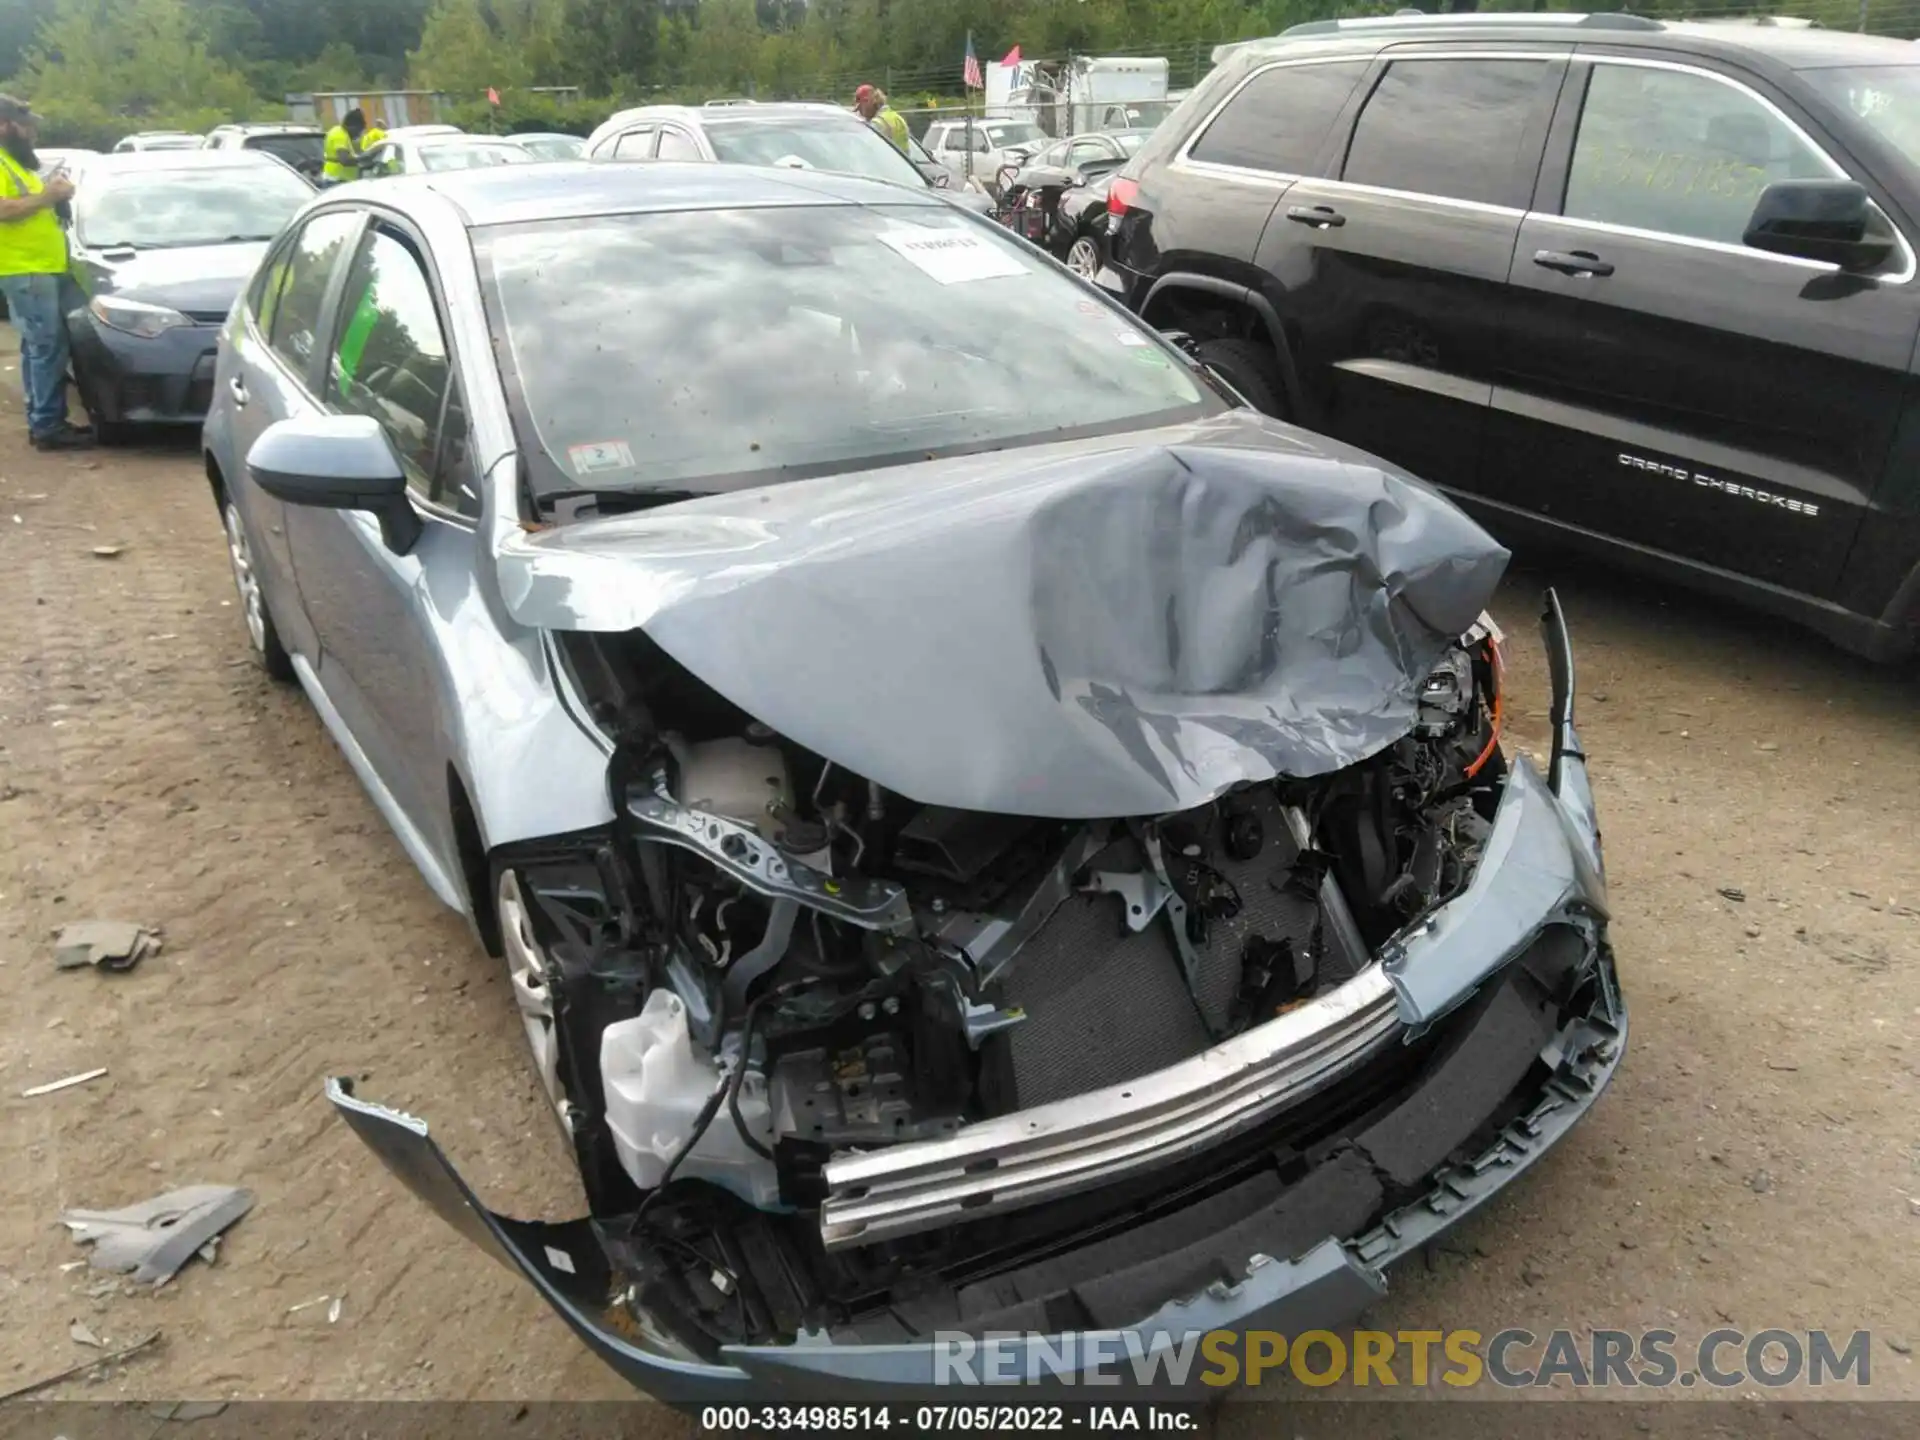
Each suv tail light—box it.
[1107,176,1140,217]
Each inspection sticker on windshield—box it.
[1113,329,1149,347]
[877,228,1027,284]
[568,439,634,475]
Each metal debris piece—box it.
[69,1320,103,1348]
[54,920,162,973]
[0,1330,160,1403]
[327,1296,342,1324]
[287,1294,330,1315]
[22,1067,107,1097]
[91,544,124,558]
[1718,886,1747,903]
[197,1238,218,1265]
[61,1185,254,1286]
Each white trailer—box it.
[986,54,1171,137]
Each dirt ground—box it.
[0,347,1916,1421]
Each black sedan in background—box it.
[66,151,314,441]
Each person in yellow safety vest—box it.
[0,94,93,451]
[854,84,909,153]
[321,107,371,185]
[362,116,387,150]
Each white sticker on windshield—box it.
[568,439,634,475]
[877,228,1028,284]
[1113,329,1149,347]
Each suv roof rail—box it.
[1278,11,1664,37]
[702,98,759,107]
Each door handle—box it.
[228,376,249,406]
[1533,248,1614,277]
[1286,204,1345,228]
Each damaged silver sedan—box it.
[201,161,1623,1399]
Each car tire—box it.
[1194,337,1287,419]
[1065,234,1102,277]
[221,496,295,682]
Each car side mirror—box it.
[1744,179,1894,272]
[247,414,421,555]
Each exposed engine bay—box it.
[502,620,1509,1354]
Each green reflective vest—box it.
[0,153,66,277]
[323,125,359,182]
[872,107,910,154]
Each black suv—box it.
[1103,12,1920,659]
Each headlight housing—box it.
[89,294,191,339]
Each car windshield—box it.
[986,123,1046,148]
[1803,64,1920,172]
[706,117,925,185]
[75,166,313,248]
[137,136,200,150]
[480,203,1212,499]
[1117,130,1150,154]
[516,135,584,160]
[418,141,528,171]
[245,132,323,166]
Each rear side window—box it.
[613,129,655,159]
[656,128,701,161]
[264,211,359,378]
[1342,59,1554,207]
[1188,61,1369,174]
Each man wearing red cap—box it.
[853,84,909,153]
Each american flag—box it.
[963,32,983,90]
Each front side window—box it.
[613,129,656,160]
[266,211,360,377]
[480,204,1214,505]
[329,228,457,504]
[1188,61,1369,174]
[1566,64,1837,245]
[1342,59,1554,207]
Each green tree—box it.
[19,0,260,133]
[409,0,524,94]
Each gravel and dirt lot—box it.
[1,355,1916,1420]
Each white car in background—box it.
[921,117,1049,193]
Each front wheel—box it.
[222,498,295,682]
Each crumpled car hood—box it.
[495,411,1508,818]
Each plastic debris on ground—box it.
[61,1185,254,1286]
[54,919,162,972]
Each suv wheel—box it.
[1065,235,1101,277]
[1195,337,1286,418]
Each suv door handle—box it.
[228,376,249,406]
[1533,248,1614,277]
[1286,204,1345,228]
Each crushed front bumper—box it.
[326,593,1624,1400]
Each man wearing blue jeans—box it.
[0,94,93,451]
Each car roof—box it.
[594,101,852,134]
[85,150,299,177]
[370,159,945,227]
[1228,12,1920,72]
[222,123,322,135]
